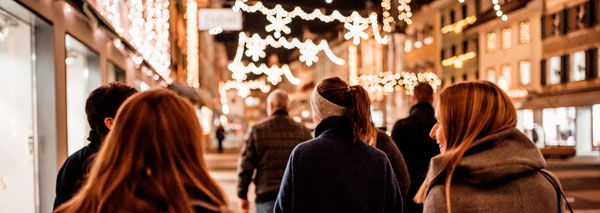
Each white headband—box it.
[310,84,346,120]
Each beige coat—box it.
[423,128,566,213]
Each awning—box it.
[517,88,600,109]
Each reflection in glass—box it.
[107,63,126,83]
[66,34,101,155]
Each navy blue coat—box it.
[274,116,403,213]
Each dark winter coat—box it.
[376,131,411,198]
[54,131,102,209]
[423,128,566,213]
[237,110,312,203]
[274,116,403,213]
[391,102,439,212]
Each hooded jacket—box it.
[423,128,565,213]
[274,116,403,213]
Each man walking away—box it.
[216,124,225,153]
[391,83,440,213]
[237,89,312,213]
[54,82,137,209]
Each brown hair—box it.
[317,77,377,145]
[55,89,228,213]
[413,81,516,212]
[413,83,434,103]
[85,82,137,139]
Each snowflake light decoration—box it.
[245,40,266,62]
[344,13,369,45]
[299,41,319,66]
[398,0,413,24]
[265,13,292,38]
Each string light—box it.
[186,0,199,88]
[441,16,476,34]
[398,0,413,25]
[370,13,389,44]
[359,71,441,95]
[381,0,394,32]
[233,0,390,44]
[224,80,271,98]
[97,0,123,34]
[492,0,507,21]
[238,33,345,65]
[442,51,476,68]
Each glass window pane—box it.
[502,28,512,49]
[487,68,496,83]
[519,21,531,44]
[520,61,531,85]
[548,56,561,84]
[107,63,126,83]
[66,34,102,155]
[571,51,586,81]
[487,32,496,52]
[542,107,576,146]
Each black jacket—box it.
[391,102,440,213]
[53,131,102,209]
[274,116,403,213]
[376,131,411,198]
[237,110,312,203]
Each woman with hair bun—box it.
[274,77,402,213]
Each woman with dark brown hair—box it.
[54,89,228,213]
[274,77,402,212]
[415,81,569,213]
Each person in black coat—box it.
[391,83,439,213]
[53,83,137,209]
[274,77,402,213]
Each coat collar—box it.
[272,109,289,116]
[314,116,353,139]
[410,102,434,117]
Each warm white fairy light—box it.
[345,13,369,45]
[97,0,123,34]
[398,0,413,25]
[492,0,507,21]
[441,16,477,33]
[381,0,394,32]
[233,0,389,45]
[266,13,292,38]
[239,33,345,65]
[442,51,476,68]
[359,71,441,95]
[224,80,271,98]
[186,0,199,88]
[370,13,389,44]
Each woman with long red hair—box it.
[54,89,228,213]
[415,81,570,213]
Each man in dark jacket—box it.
[53,83,137,209]
[391,83,440,213]
[237,89,312,213]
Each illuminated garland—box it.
[232,0,390,44]
[398,0,413,25]
[441,16,476,34]
[186,0,199,88]
[442,52,476,68]
[492,0,508,21]
[381,0,394,32]
[359,71,441,95]
[224,80,271,98]
[239,33,345,66]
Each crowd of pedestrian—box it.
[52,79,571,213]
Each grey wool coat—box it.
[423,128,566,213]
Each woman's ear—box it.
[104,117,114,130]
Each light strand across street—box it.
[359,71,442,95]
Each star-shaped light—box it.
[245,40,266,62]
[265,13,292,38]
[299,41,319,66]
[344,13,369,45]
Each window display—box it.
[66,34,102,155]
[542,107,576,146]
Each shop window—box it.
[107,63,126,83]
[487,68,496,83]
[547,56,561,84]
[66,34,102,155]
[542,107,576,146]
[593,104,600,149]
[519,21,530,44]
[487,32,497,52]
[517,110,537,143]
[519,60,531,85]
[498,65,511,90]
[571,51,586,81]
[135,80,150,91]
[502,27,512,49]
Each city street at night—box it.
[1,0,600,212]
